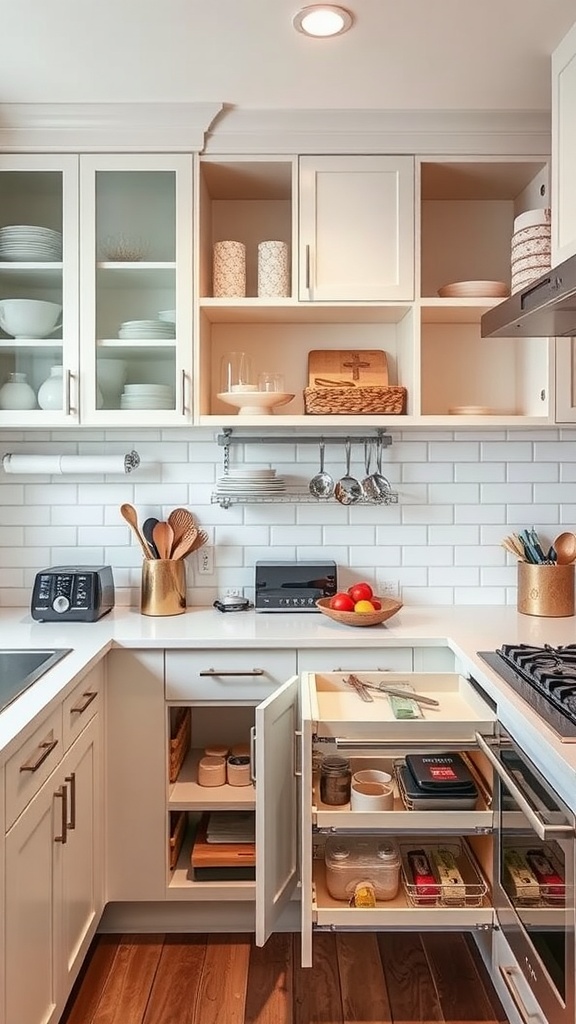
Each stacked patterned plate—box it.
[120,383,174,409]
[215,467,286,496]
[511,208,551,294]
[118,319,175,340]
[0,224,62,262]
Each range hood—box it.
[481,255,576,338]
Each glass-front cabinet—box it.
[79,154,193,424]
[0,155,79,425]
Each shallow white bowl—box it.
[0,298,62,339]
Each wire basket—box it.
[399,838,488,907]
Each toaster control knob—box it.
[52,595,70,614]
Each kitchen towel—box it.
[2,451,140,474]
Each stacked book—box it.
[191,811,256,881]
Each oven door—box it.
[477,732,575,1024]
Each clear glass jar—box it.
[320,754,351,805]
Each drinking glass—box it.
[220,352,255,393]
[257,371,285,393]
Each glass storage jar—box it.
[320,754,351,805]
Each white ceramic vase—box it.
[213,240,246,297]
[0,372,37,410]
[257,240,289,297]
[37,365,63,410]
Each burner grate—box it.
[497,644,576,725]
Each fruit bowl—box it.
[315,596,403,627]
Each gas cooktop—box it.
[478,644,576,742]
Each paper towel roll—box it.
[2,451,140,474]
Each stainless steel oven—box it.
[477,731,575,1024]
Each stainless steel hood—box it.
[481,255,576,338]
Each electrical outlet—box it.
[224,587,243,598]
[197,546,214,575]
[377,577,400,599]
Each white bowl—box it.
[0,298,62,339]
[158,309,176,322]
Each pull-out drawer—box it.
[298,648,412,674]
[5,706,62,829]
[166,649,297,702]
[62,662,103,750]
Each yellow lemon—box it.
[354,599,375,613]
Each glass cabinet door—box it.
[79,154,193,424]
[0,155,79,424]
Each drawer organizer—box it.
[398,837,487,908]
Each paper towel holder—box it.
[2,450,141,475]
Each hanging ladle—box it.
[309,439,334,500]
[334,438,362,505]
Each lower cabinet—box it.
[4,708,103,1024]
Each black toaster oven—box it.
[255,560,337,612]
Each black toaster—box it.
[255,559,337,611]
[31,564,115,622]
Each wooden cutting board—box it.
[307,350,389,388]
[191,813,256,867]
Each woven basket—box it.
[304,385,407,415]
[169,707,191,783]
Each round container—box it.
[350,780,393,812]
[213,240,246,297]
[0,371,36,410]
[197,755,226,787]
[352,768,393,787]
[320,755,351,806]
[227,754,252,786]
[517,562,575,617]
[324,836,400,901]
[140,559,186,616]
[37,365,63,410]
[204,745,229,758]
[257,240,289,297]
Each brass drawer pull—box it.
[19,737,58,773]
[65,772,76,830]
[55,784,67,844]
[70,690,98,715]
[199,669,264,677]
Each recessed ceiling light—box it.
[293,5,353,38]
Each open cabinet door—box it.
[255,675,300,947]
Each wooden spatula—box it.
[152,520,174,560]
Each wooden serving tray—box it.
[191,813,256,867]
[307,349,389,388]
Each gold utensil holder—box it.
[517,562,575,617]
[141,559,186,616]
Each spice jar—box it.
[320,755,351,805]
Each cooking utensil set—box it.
[120,503,208,560]
[310,437,392,505]
[501,528,576,564]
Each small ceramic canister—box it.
[204,745,229,758]
[213,240,246,297]
[350,780,394,812]
[197,755,226,787]
[257,240,290,297]
[227,754,252,786]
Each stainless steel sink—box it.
[0,648,72,714]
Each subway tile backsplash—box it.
[1,426,576,609]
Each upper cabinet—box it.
[552,20,576,266]
[298,155,414,301]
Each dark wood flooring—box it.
[61,931,509,1024]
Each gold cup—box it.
[141,559,186,616]
[517,562,575,617]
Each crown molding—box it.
[0,102,223,152]
[203,107,551,157]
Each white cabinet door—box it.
[299,155,414,301]
[555,335,576,421]
[552,21,576,266]
[255,675,299,946]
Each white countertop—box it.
[2,604,576,807]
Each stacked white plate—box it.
[215,467,286,495]
[437,280,509,298]
[0,224,62,262]
[118,319,175,340]
[120,383,174,409]
[511,208,551,294]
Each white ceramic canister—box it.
[0,371,37,410]
[37,364,63,410]
[257,240,290,297]
[213,240,246,297]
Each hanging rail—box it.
[217,429,393,447]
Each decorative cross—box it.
[342,353,371,380]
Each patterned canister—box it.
[257,240,290,297]
[213,240,246,297]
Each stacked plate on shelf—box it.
[511,208,551,294]
[118,319,175,340]
[214,467,286,496]
[0,224,62,262]
[437,280,509,298]
[120,383,174,409]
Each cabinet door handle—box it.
[498,966,546,1024]
[55,784,68,844]
[250,726,256,783]
[64,368,72,416]
[199,669,265,677]
[19,737,58,773]
[305,244,311,291]
[181,369,187,415]
[65,772,76,830]
[294,730,302,778]
[70,690,98,715]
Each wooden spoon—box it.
[168,507,196,554]
[171,525,199,560]
[152,520,175,560]
[553,531,576,564]
[120,503,153,559]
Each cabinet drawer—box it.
[5,706,63,829]
[165,649,297,701]
[298,648,413,673]
[62,663,103,749]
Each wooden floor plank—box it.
[192,933,251,1024]
[377,932,445,1024]
[336,933,393,1024]
[86,934,165,1024]
[463,935,509,1023]
[293,933,343,1024]
[244,933,293,1024]
[142,935,208,1024]
[61,935,120,1024]
[421,933,501,1022]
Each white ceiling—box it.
[1,0,575,112]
